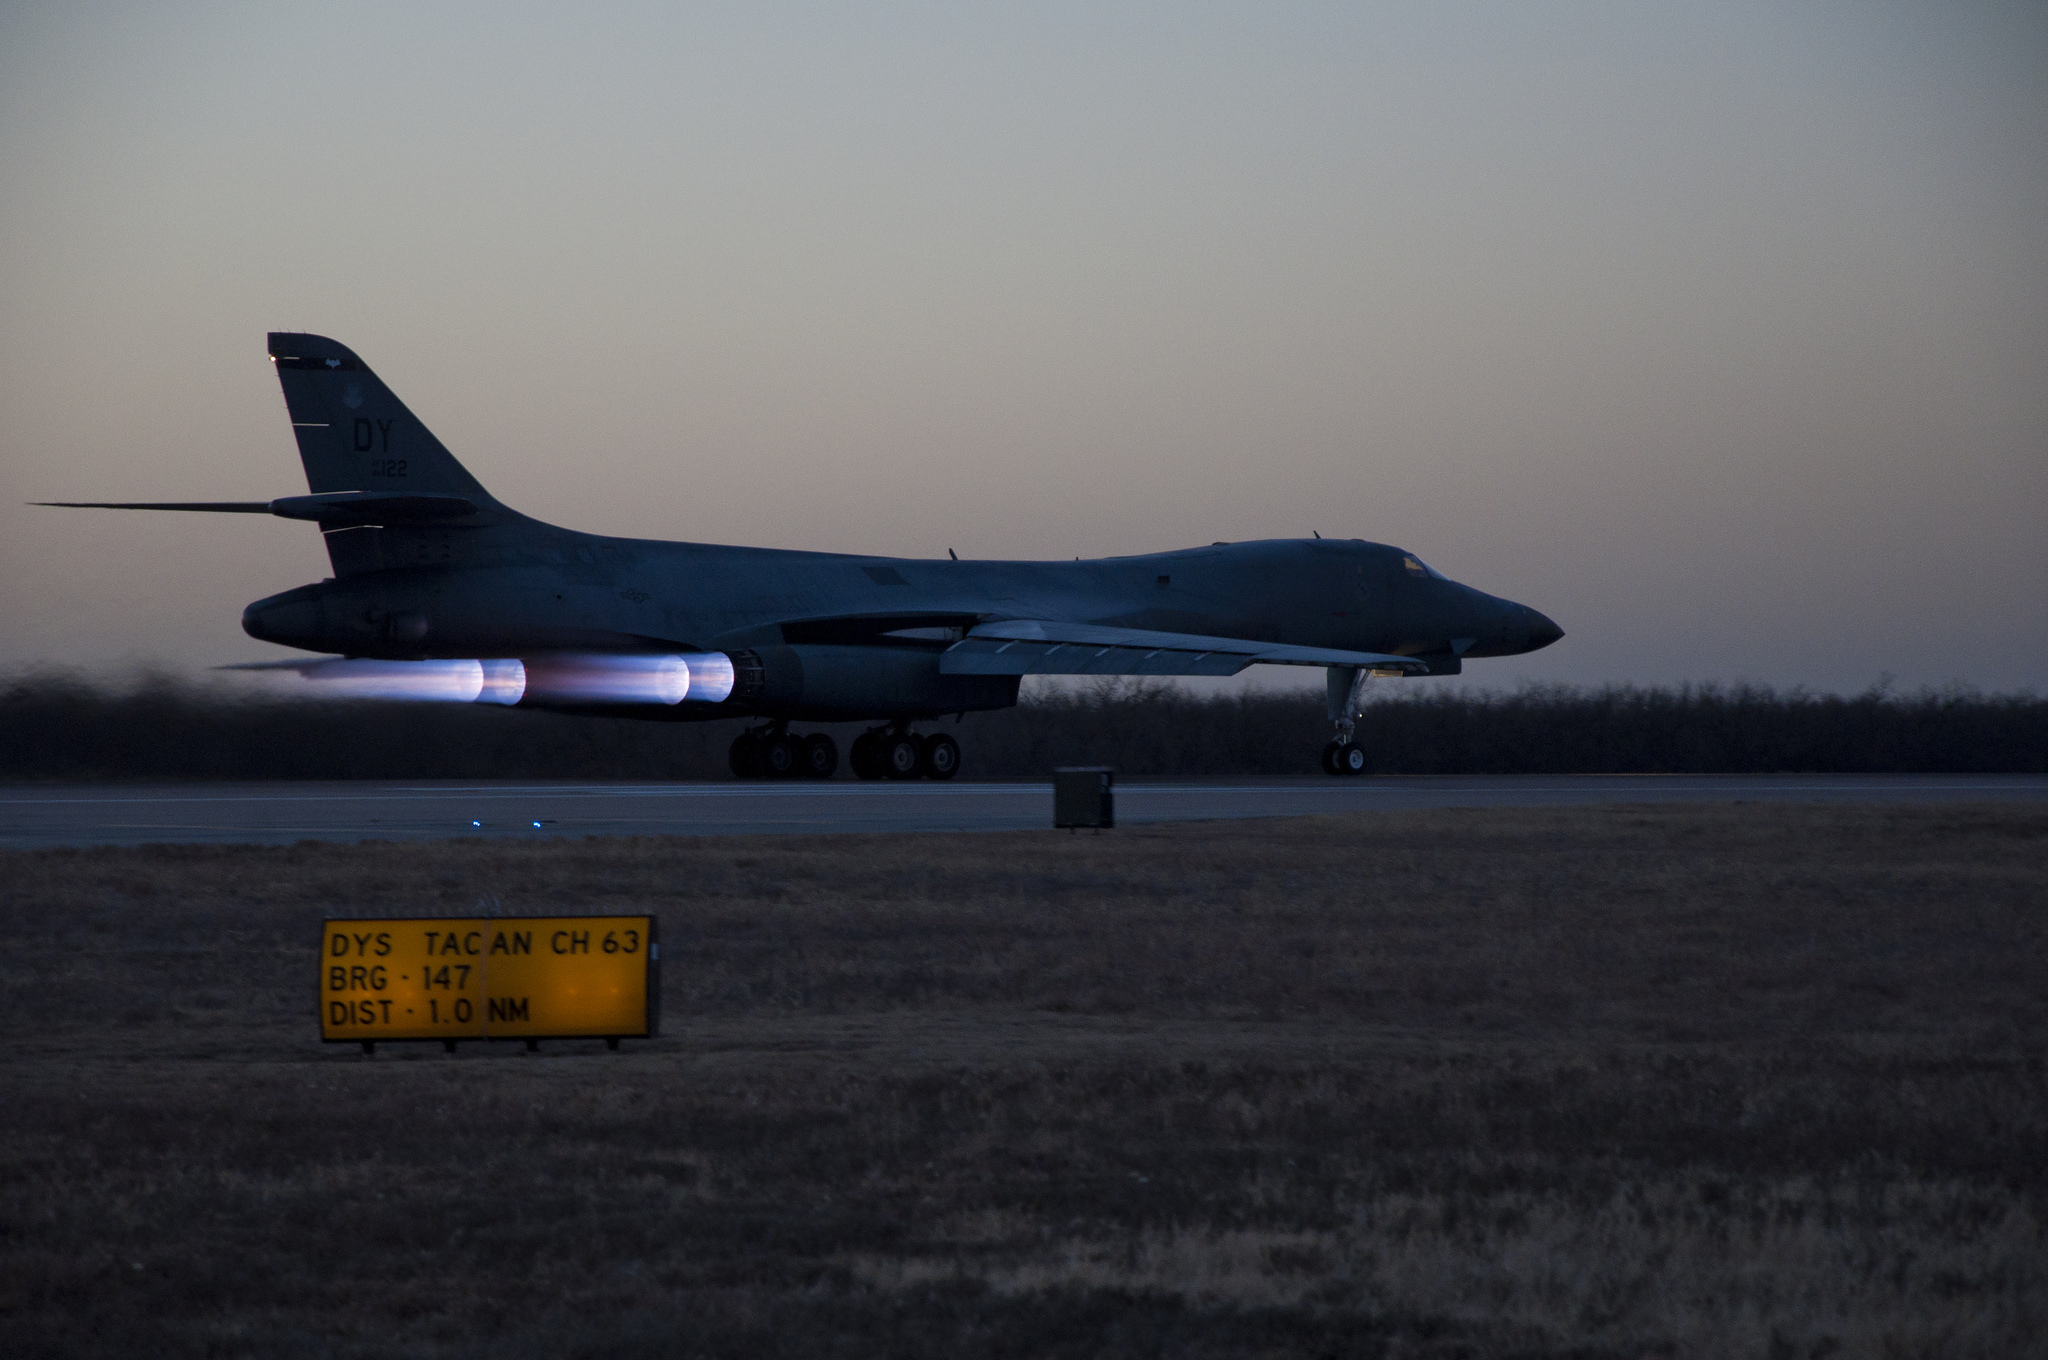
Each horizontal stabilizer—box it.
[35,501,273,513]
[940,620,1429,677]
[269,492,480,524]
[213,659,332,670]
[36,492,480,525]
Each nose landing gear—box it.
[849,724,961,781]
[1322,664,1371,777]
[1322,739,1369,776]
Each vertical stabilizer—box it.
[267,333,512,576]
[268,333,487,497]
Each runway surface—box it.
[1,774,2043,849]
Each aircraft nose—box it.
[1523,607,1563,651]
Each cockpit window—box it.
[1402,554,1450,581]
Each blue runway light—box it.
[532,820,542,828]
[472,820,482,827]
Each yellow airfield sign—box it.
[321,916,658,1047]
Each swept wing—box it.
[939,619,1428,677]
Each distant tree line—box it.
[0,671,2040,781]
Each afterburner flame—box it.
[521,653,692,705]
[292,659,488,703]
[677,652,736,703]
[276,653,729,707]
[478,658,526,705]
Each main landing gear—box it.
[729,722,961,780]
[848,724,960,781]
[729,723,839,780]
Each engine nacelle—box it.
[242,581,447,654]
[242,578,648,657]
[731,644,1017,721]
[240,578,1020,721]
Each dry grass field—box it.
[1,802,2043,1358]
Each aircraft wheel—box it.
[1337,742,1369,776]
[882,733,923,780]
[801,733,839,779]
[1320,740,1344,776]
[729,732,763,779]
[849,731,884,780]
[920,733,960,781]
[762,733,801,778]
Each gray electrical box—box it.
[1053,767,1115,829]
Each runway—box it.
[1,774,2042,849]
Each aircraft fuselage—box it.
[49,331,1562,770]
[243,531,1560,722]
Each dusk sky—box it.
[2,3,2042,694]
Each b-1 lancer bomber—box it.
[41,333,1562,778]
